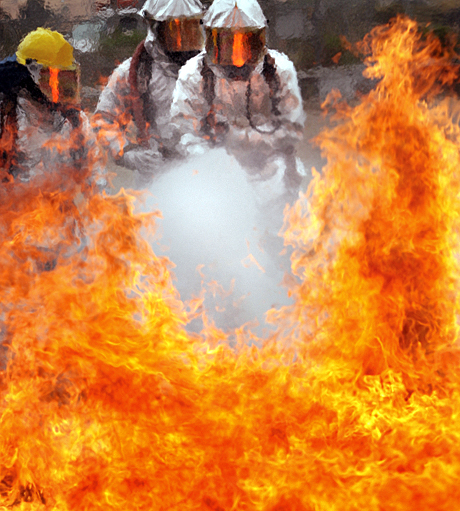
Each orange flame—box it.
[232,32,246,67]
[1,15,460,511]
[174,18,182,50]
[282,16,460,385]
[49,67,59,103]
[0,122,19,179]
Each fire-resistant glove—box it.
[116,143,163,174]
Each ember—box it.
[1,15,460,511]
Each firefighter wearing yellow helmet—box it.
[16,27,80,106]
[0,28,102,185]
[93,0,205,183]
[170,0,306,194]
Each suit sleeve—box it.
[93,60,136,159]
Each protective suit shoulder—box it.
[94,58,132,116]
[171,51,206,115]
[108,58,132,83]
[176,51,205,89]
[171,51,209,156]
[0,55,49,105]
[0,56,28,94]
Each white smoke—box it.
[137,148,298,334]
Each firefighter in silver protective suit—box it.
[170,0,306,194]
[0,28,97,184]
[93,0,205,180]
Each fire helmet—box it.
[16,28,74,69]
[203,0,267,68]
[16,28,79,105]
[139,0,204,53]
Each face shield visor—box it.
[154,15,204,53]
[205,27,265,68]
[38,63,81,105]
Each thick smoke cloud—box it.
[138,148,297,333]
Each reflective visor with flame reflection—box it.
[2,15,460,511]
[157,16,204,53]
[38,64,80,105]
[205,27,266,67]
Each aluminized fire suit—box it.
[0,29,98,184]
[170,0,305,192]
[93,0,204,176]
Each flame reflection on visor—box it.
[39,64,80,105]
[232,32,245,67]
[157,17,204,53]
[206,28,266,67]
[49,67,59,103]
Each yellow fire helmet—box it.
[16,28,74,69]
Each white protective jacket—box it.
[170,49,305,182]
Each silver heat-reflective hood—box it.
[139,0,204,20]
[203,0,267,29]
